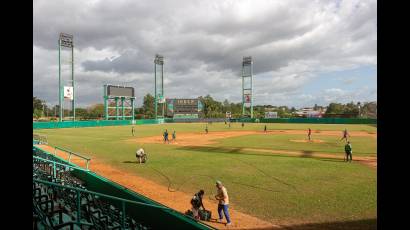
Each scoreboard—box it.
[166,98,202,118]
[106,85,135,97]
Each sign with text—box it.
[64,86,73,100]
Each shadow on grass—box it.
[122,160,139,164]
[177,146,329,160]
[238,218,376,230]
[317,158,346,163]
[301,150,314,157]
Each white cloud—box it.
[33,0,377,107]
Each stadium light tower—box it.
[154,54,165,119]
[242,56,253,118]
[58,33,75,122]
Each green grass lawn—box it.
[217,134,376,156]
[34,123,377,226]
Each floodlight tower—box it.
[58,33,75,121]
[154,54,165,119]
[242,56,253,118]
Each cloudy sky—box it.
[33,0,376,108]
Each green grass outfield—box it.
[35,122,377,226]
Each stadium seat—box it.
[33,147,150,230]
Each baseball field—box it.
[34,122,377,229]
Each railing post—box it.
[122,200,126,229]
[53,161,56,179]
[77,190,81,225]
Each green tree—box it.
[75,108,88,119]
[87,104,104,119]
[325,103,344,114]
[143,94,155,118]
[33,97,42,111]
[33,109,43,119]
[200,95,224,118]
[222,99,230,113]
[343,101,359,116]
[33,97,47,113]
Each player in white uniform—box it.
[135,148,147,163]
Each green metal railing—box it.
[54,146,91,170]
[33,155,89,177]
[33,119,162,129]
[33,145,215,229]
[34,178,173,229]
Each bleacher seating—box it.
[33,148,150,230]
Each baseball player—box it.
[344,141,352,162]
[164,129,170,144]
[132,126,135,136]
[205,125,208,134]
[307,128,312,141]
[341,129,350,142]
[135,148,147,164]
[264,125,267,133]
[172,130,176,142]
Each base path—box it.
[130,130,376,147]
[36,145,280,230]
[131,130,377,169]
[242,148,377,169]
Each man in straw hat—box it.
[215,180,231,226]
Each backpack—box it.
[199,209,212,221]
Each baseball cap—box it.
[216,180,222,186]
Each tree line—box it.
[34,95,377,120]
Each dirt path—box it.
[36,144,280,230]
[130,130,376,147]
[130,130,376,169]
[241,148,377,169]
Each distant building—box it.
[295,107,325,118]
[264,111,278,118]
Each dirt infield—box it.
[289,139,325,143]
[130,130,376,169]
[129,131,258,146]
[36,144,279,229]
[129,130,376,147]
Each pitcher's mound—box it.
[290,139,325,143]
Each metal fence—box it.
[34,117,376,130]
